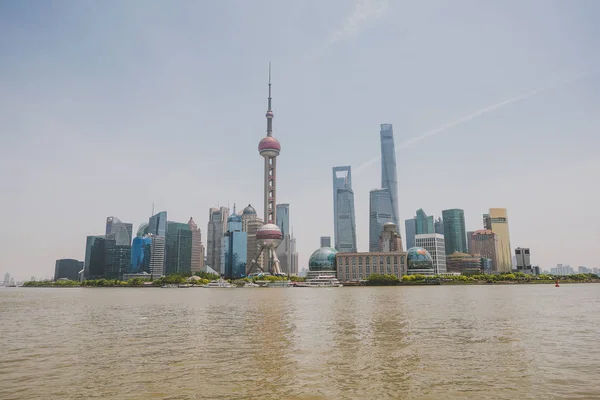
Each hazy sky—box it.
[1,0,599,280]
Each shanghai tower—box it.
[380,124,399,226]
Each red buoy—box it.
[555,279,560,287]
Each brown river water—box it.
[1,285,599,399]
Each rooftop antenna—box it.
[151,202,154,216]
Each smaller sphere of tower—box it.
[258,136,281,157]
[256,223,282,248]
[266,110,274,118]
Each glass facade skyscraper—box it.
[369,189,393,252]
[165,222,192,275]
[416,209,434,234]
[105,244,131,280]
[442,209,467,255]
[404,218,416,249]
[148,211,167,236]
[131,235,152,273]
[54,259,83,281]
[223,213,247,279]
[84,235,114,279]
[380,124,400,227]
[105,217,133,245]
[332,166,357,253]
[276,204,290,237]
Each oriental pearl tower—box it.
[246,64,284,276]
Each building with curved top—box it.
[309,246,338,272]
[379,222,403,252]
[406,247,435,275]
[105,216,133,246]
[136,223,149,237]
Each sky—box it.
[1,0,599,280]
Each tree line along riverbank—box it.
[20,272,599,288]
[365,272,600,286]
[21,272,306,287]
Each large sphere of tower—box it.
[256,223,282,248]
[258,136,281,158]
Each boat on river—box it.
[203,279,234,288]
[305,274,343,288]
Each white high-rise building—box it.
[149,235,165,277]
[515,247,531,272]
[415,233,446,274]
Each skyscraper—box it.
[404,218,416,249]
[515,247,531,272]
[320,236,332,248]
[415,233,446,274]
[469,230,499,272]
[165,221,192,275]
[223,209,247,279]
[188,217,205,274]
[241,204,264,270]
[207,207,229,273]
[380,124,400,227]
[148,211,167,236]
[104,217,132,246]
[434,217,444,235]
[105,217,133,245]
[332,166,357,253]
[379,222,403,252]
[131,235,152,274]
[54,259,83,281]
[442,209,467,255]
[84,235,106,279]
[369,189,393,252]
[275,203,299,276]
[484,208,512,273]
[415,209,434,234]
[149,235,165,277]
[276,204,290,237]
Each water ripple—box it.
[1,285,600,399]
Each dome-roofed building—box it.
[187,217,198,230]
[406,247,435,275]
[242,204,257,216]
[308,246,338,272]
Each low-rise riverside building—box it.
[336,252,407,283]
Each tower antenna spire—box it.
[266,62,273,137]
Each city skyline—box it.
[1,1,599,280]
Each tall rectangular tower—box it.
[405,218,416,249]
[485,208,512,272]
[206,207,229,274]
[369,189,393,252]
[276,204,290,237]
[442,209,467,255]
[333,166,357,253]
[380,124,400,226]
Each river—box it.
[1,285,599,399]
